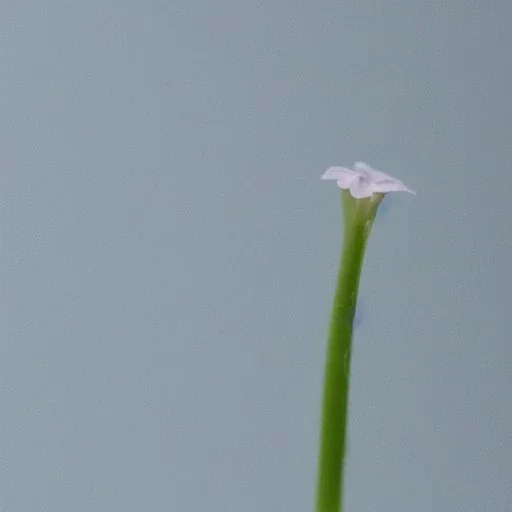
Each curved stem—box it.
[315,192,382,512]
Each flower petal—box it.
[321,166,355,179]
[353,161,374,173]
[372,179,416,195]
[354,162,396,182]
[349,178,374,199]
[322,167,358,188]
[355,162,416,195]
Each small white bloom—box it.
[321,161,416,199]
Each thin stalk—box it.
[315,191,382,512]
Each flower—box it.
[321,161,416,199]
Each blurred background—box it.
[0,2,511,511]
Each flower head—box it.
[321,161,416,199]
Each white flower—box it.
[321,161,416,199]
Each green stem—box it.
[315,191,383,512]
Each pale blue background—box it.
[1,2,511,511]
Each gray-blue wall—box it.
[1,3,510,511]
